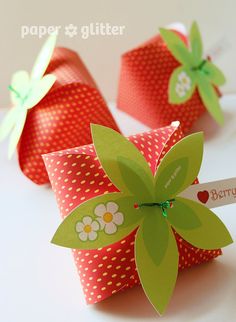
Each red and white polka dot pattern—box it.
[43,123,221,305]
[17,47,120,185]
[117,30,220,133]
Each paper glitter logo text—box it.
[21,23,126,39]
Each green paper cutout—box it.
[52,125,233,315]
[169,197,233,250]
[189,21,203,64]
[143,208,169,266]
[202,61,226,86]
[159,28,194,66]
[117,156,154,202]
[135,218,178,315]
[92,124,154,193]
[162,22,226,125]
[0,34,57,158]
[154,133,203,201]
[52,192,143,250]
[196,72,224,125]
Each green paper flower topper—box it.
[0,34,57,158]
[160,22,226,125]
[52,125,233,315]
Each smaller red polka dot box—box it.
[117,23,224,134]
[18,47,119,185]
[43,121,221,305]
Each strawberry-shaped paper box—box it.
[43,121,232,314]
[117,22,226,133]
[0,34,119,184]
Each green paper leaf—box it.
[31,33,57,80]
[0,106,21,142]
[135,215,178,315]
[190,21,203,65]
[117,156,154,202]
[155,132,203,201]
[143,208,169,266]
[168,198,201,230]
[8,109,27,159]
[92,124,153,194]
[202,61,226,86]
[197,73,224,125]
[170,197,233,250]
[10,71,30,106]
[23,74,56,109]
[169,66,196,104]
[159,28,194,66]
[3,35,57,157]
[52,193,143,249]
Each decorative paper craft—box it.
[43,122,233,315]
[0,35,119,184]
[0,34,57,158]
[117,22,226,133]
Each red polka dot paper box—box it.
[43,122,221,305]
[17,47,119,185]
[117,23,225,134]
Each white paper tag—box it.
[179,178,236,209]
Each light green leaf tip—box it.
[51,192,143,250]
[91,124,154,194]
[159,27,194,66]
[190,21,203,64]
[155,132,204,201]
[169,197,233,250]
[135,216,179,315]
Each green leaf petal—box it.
[91,124,153,194]
[52,193,143,249]
[143,208,169,266]
[190,21,203,64]
[197,73,224,125]
[117,156,154,202]
[0,106,21,142]
[31,33,57,81]
[8,109,27,159]
[135,214,178,315]
[169,66,196,104]
[202,61,226,86]
[154,132,203,201]
[168,198,201,230]
[10,71,30,106]
[169,197,233,250]
[23,74,56,109]
[159,28,194,66]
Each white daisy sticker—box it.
[94,202,124,235]
[75,216,99,241]
[178,71,192,90]
[175,83,186,98]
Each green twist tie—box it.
[191,59,208,74]
[138,199,175,218]
[8,85,30,106]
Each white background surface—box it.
[1,0,236,106]
[1,98,236,322]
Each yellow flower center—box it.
[84,224,92,233]
[103,212,113,223]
